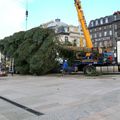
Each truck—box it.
[70,0,120,75]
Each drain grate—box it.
[0,96,44,116]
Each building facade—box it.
[88,11,120,53]
[40,19,83,47]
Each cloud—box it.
[0,0,26,39]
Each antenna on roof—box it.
[25,0,28,30]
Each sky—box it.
[0,0,119,39]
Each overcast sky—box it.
[0,0,119,39]
[0,0,24,39]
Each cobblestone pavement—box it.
[0,74,120,120]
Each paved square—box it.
[0,74,120,120]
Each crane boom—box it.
[74,0,93,48]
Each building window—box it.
[99,27,102,30]
[109,25,112,28]
[115,32,117,37]
[94,33,97,38]
[73,39,77,46]
[100,19,103,24]
[109,30,112,36]
[104,31,107,36]
[114,15,117,20]
[104,26,106,29]
[91,35,93,39]
[97,28,99,31]
[99,33,102,37]
[90,29,92,33]
[94,42,97,47]
[99,42,103,47]
[109,41,112,46]
[105,17,108,23]
[95,20,98,26]
[64,27,68,32]
[114,24,117,30]
[65,36,68,44]
[91,21,94,27]
[107,41,110,47]
[104,41,107,46]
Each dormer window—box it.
[114,15,117,21]
[100,19,103,24]
[91,21,94,27]
[95,20,98,26]
[105,17,108,23]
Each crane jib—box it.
[74,0,93,49]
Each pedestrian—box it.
[62,59,68,74]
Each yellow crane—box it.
[63,0,116,75]
[74,0,93,49]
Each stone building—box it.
[40,19,84,47]
[88,11,120,53]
